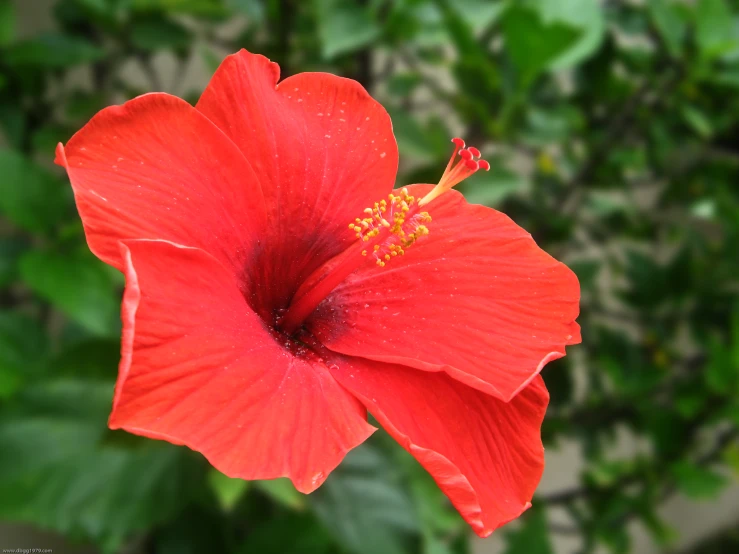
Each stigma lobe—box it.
[418,137,490,207]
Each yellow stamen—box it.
[349,188,430,269]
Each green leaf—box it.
[315,0,380,59]
[208,469,249,511]
[310,443,418,554]
[0,237,25,287]
[462,160,528,207]
[696,0,739,60]
[502,507,553,554]
[386,73,422,97]
[0,149,70,233]
[0,103,26,150]
[0,0,15,46]
[528,0,605,69]
[0,312,49,399]
[501,6,581,86]
[524,105,585,145]
[454,0,508,34]
[131,0,227,17]
[671,461,727,499]
[51,339,120,379]
[0,312,49,375]
[65,90,109,121]
[131,17,192,52]
[569,259,601,290]
[225,0,264,20]
[387,109,447,161]
[19,249,121,337]
[236,512,338,554]
[4,32,105,68]
[587,191,632,216]
[32,124,74,156]
[648,0,688,57]
[254,478,306,510]
[0,379,202,552]
[681,104,714,139]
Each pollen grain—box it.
[350,187,431,268]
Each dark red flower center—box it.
[278,138,488,336]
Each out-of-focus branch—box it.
[541,426,738,511]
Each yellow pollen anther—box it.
[349,186,432,269]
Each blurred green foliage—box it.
[1,0,738,553]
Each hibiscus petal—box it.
[56,93,266,272]
[327,355,549,537]
[309,185,580,402]
[111,239,375,493]
[195,50,398,314]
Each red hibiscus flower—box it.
[55,50,580,537]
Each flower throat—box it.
[278,138,488,335]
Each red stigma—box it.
[418,137,491,206]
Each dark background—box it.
[1,1,738,553]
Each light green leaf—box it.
[315,0,380,59]
[681,104,714,139]
[529,0,605,69]
[587,191,632,216]
[502,6,581,86]
[648,0,688,57]
[696,0,739,60]
[208,469,249,511]
[4,32,105,68]
[455,0,508,33]
[254,478,305,510]
[0,149,70,233]
[20,249,121,337]
[671,461,727,499]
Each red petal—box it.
[57,93,266,271]
[328,356,549,537]
[309,185,580,402]
[111,239,374,493]
[196,50,398,314]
